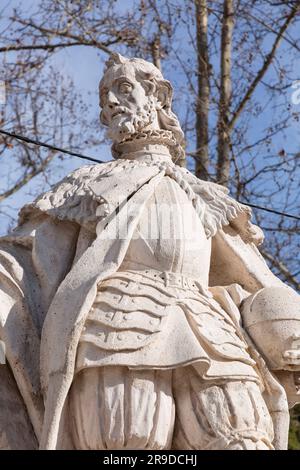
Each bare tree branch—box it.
[229,4,300,131]
[194,0,210,179]
[0,153,55,203]
[151,35,162,71]
[216,0,234,186]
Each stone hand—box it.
[275,370,300,408]
[282,334,300,371]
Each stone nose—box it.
[291,334,300,348]
[107,90,120,108]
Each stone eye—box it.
[119,82,132,94]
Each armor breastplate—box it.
[119,176,211,286]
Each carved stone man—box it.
[0,53,299,450]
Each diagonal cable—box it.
[0,128,299,221]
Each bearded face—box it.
[100,64,159,143]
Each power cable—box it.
[0,128,104,164]
[1,128,299,221]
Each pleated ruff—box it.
[69,366,175,450]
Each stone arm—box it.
[209,224,284,292]
[210,224,300,407]
[0,214,82,448]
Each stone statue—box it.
[0,53,299,450]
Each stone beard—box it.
[106,96,157,143]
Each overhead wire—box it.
[0,128,299,222]
[0,128,103,164]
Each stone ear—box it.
[100,109,109,126]
[156,81,173,110]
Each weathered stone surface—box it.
[242,286,300,371]
[0,364,37,449]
